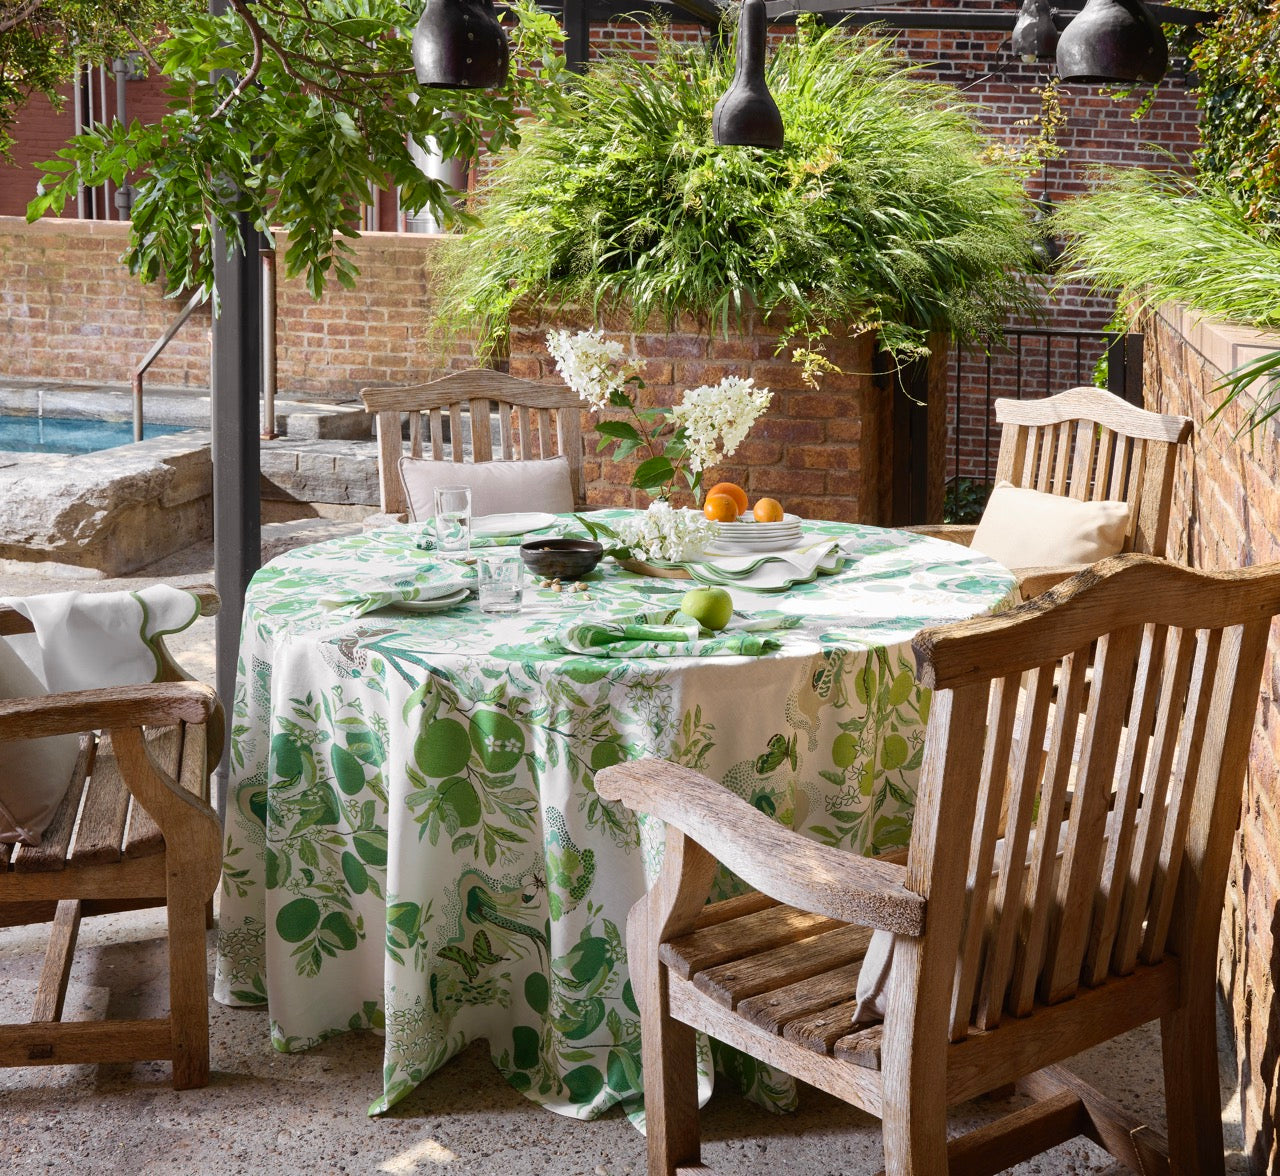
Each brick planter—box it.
[508,307,946,525]
[1141,303,1280,1176]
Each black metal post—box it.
[564,0,590,71]
[890,357,931,526]
[1105,330,1145,406]
[211,215,262,822]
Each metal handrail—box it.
[131,289,208,441]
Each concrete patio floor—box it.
[0,536,1252,1176]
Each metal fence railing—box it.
[949,327,1143,488]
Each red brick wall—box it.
[0,18,1203,477]
[0,216,475,398]
[1142,304,1280,1176]
[507,307,942,524]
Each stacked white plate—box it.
[706,513,803,554]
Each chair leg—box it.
[32,899,82,1023]
[628,902,702,1176]
[881,1088,949,1176]
[166,890,211,1090]
[1161,993,1226,1176]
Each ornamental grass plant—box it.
[1055,172,1280,428]
[432,17,1040,366]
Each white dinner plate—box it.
[705,537,804,555]
[385,588,471,613]
[472,511,558,538]
[716,512,802,530]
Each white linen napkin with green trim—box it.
[2,585,201,691]
[319,563,476,617]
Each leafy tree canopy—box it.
[26,0,568,298]
[0,0,191,158]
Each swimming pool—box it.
[0,414,185,455]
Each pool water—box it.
[0,415,185,455]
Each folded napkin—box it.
[2,585,201,692]
[687,540,844,593]
[546,606,799,659]
[319,565,475,617]
[412,519,566,552]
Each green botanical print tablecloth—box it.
[213,512,1015,1119]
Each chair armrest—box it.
[1015,564,1087,599]
[0,682,218,742]
[596,758,925,937]
[900,523,976,546]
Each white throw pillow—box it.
[398,457,576,522]
[969,481,1130,570]
[0,638,82,846]
[852,929,896,1025]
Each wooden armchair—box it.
[922,386,1191,597]
[598,555,1280,1175]
[0,592,224,1090]
[360,369,585,518]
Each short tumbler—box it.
[478,553,523,614]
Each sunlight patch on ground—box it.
[378,1138,458,1171]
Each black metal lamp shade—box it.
[412,0,510,90]
[1055,0,1168,84]
[713,0,784,149]
[1011,0,1059,62]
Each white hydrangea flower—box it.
[614,500,718,563]
[545,328,637,411]
[671,376,774,472]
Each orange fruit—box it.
[703,493,741,522]
[705,482,748,516]
[753,497,784,523]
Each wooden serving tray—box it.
[614,557,692,580]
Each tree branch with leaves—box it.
[26,0,569,299]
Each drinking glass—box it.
[478,553,524,614]
[433,484,472,554]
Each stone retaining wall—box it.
[1141,304,1280,1176]
[0,433,213,576]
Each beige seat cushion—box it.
[398,456,575,523]
[0,639,82,846]
[970,482,1130,570]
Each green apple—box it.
[680,586,733,632]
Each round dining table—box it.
[213,510,1016,1118]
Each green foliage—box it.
[1054,172,1280,327]
[1055,171,1280,429]
[433,18,1040,364]
[0,0,191,159]
[26,0,568,300]
[1190,0,1280,225]
[942,477,991,525]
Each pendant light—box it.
[1011,0,1059,63]
[412,0,510,90]
[713,0,784,149]
[1055,0,1168,84]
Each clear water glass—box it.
[478,553,523,614]
[433,484,472,554]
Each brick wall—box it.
[0,216,474,398]
[507,307,942,524]
[1142,304,1280,1176]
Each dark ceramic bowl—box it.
[520,538,604,581]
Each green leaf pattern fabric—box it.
[213,513,1015,1118]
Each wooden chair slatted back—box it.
[360,370,585,516]
[993,387,1191,558]
[907,557,1279,1047]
